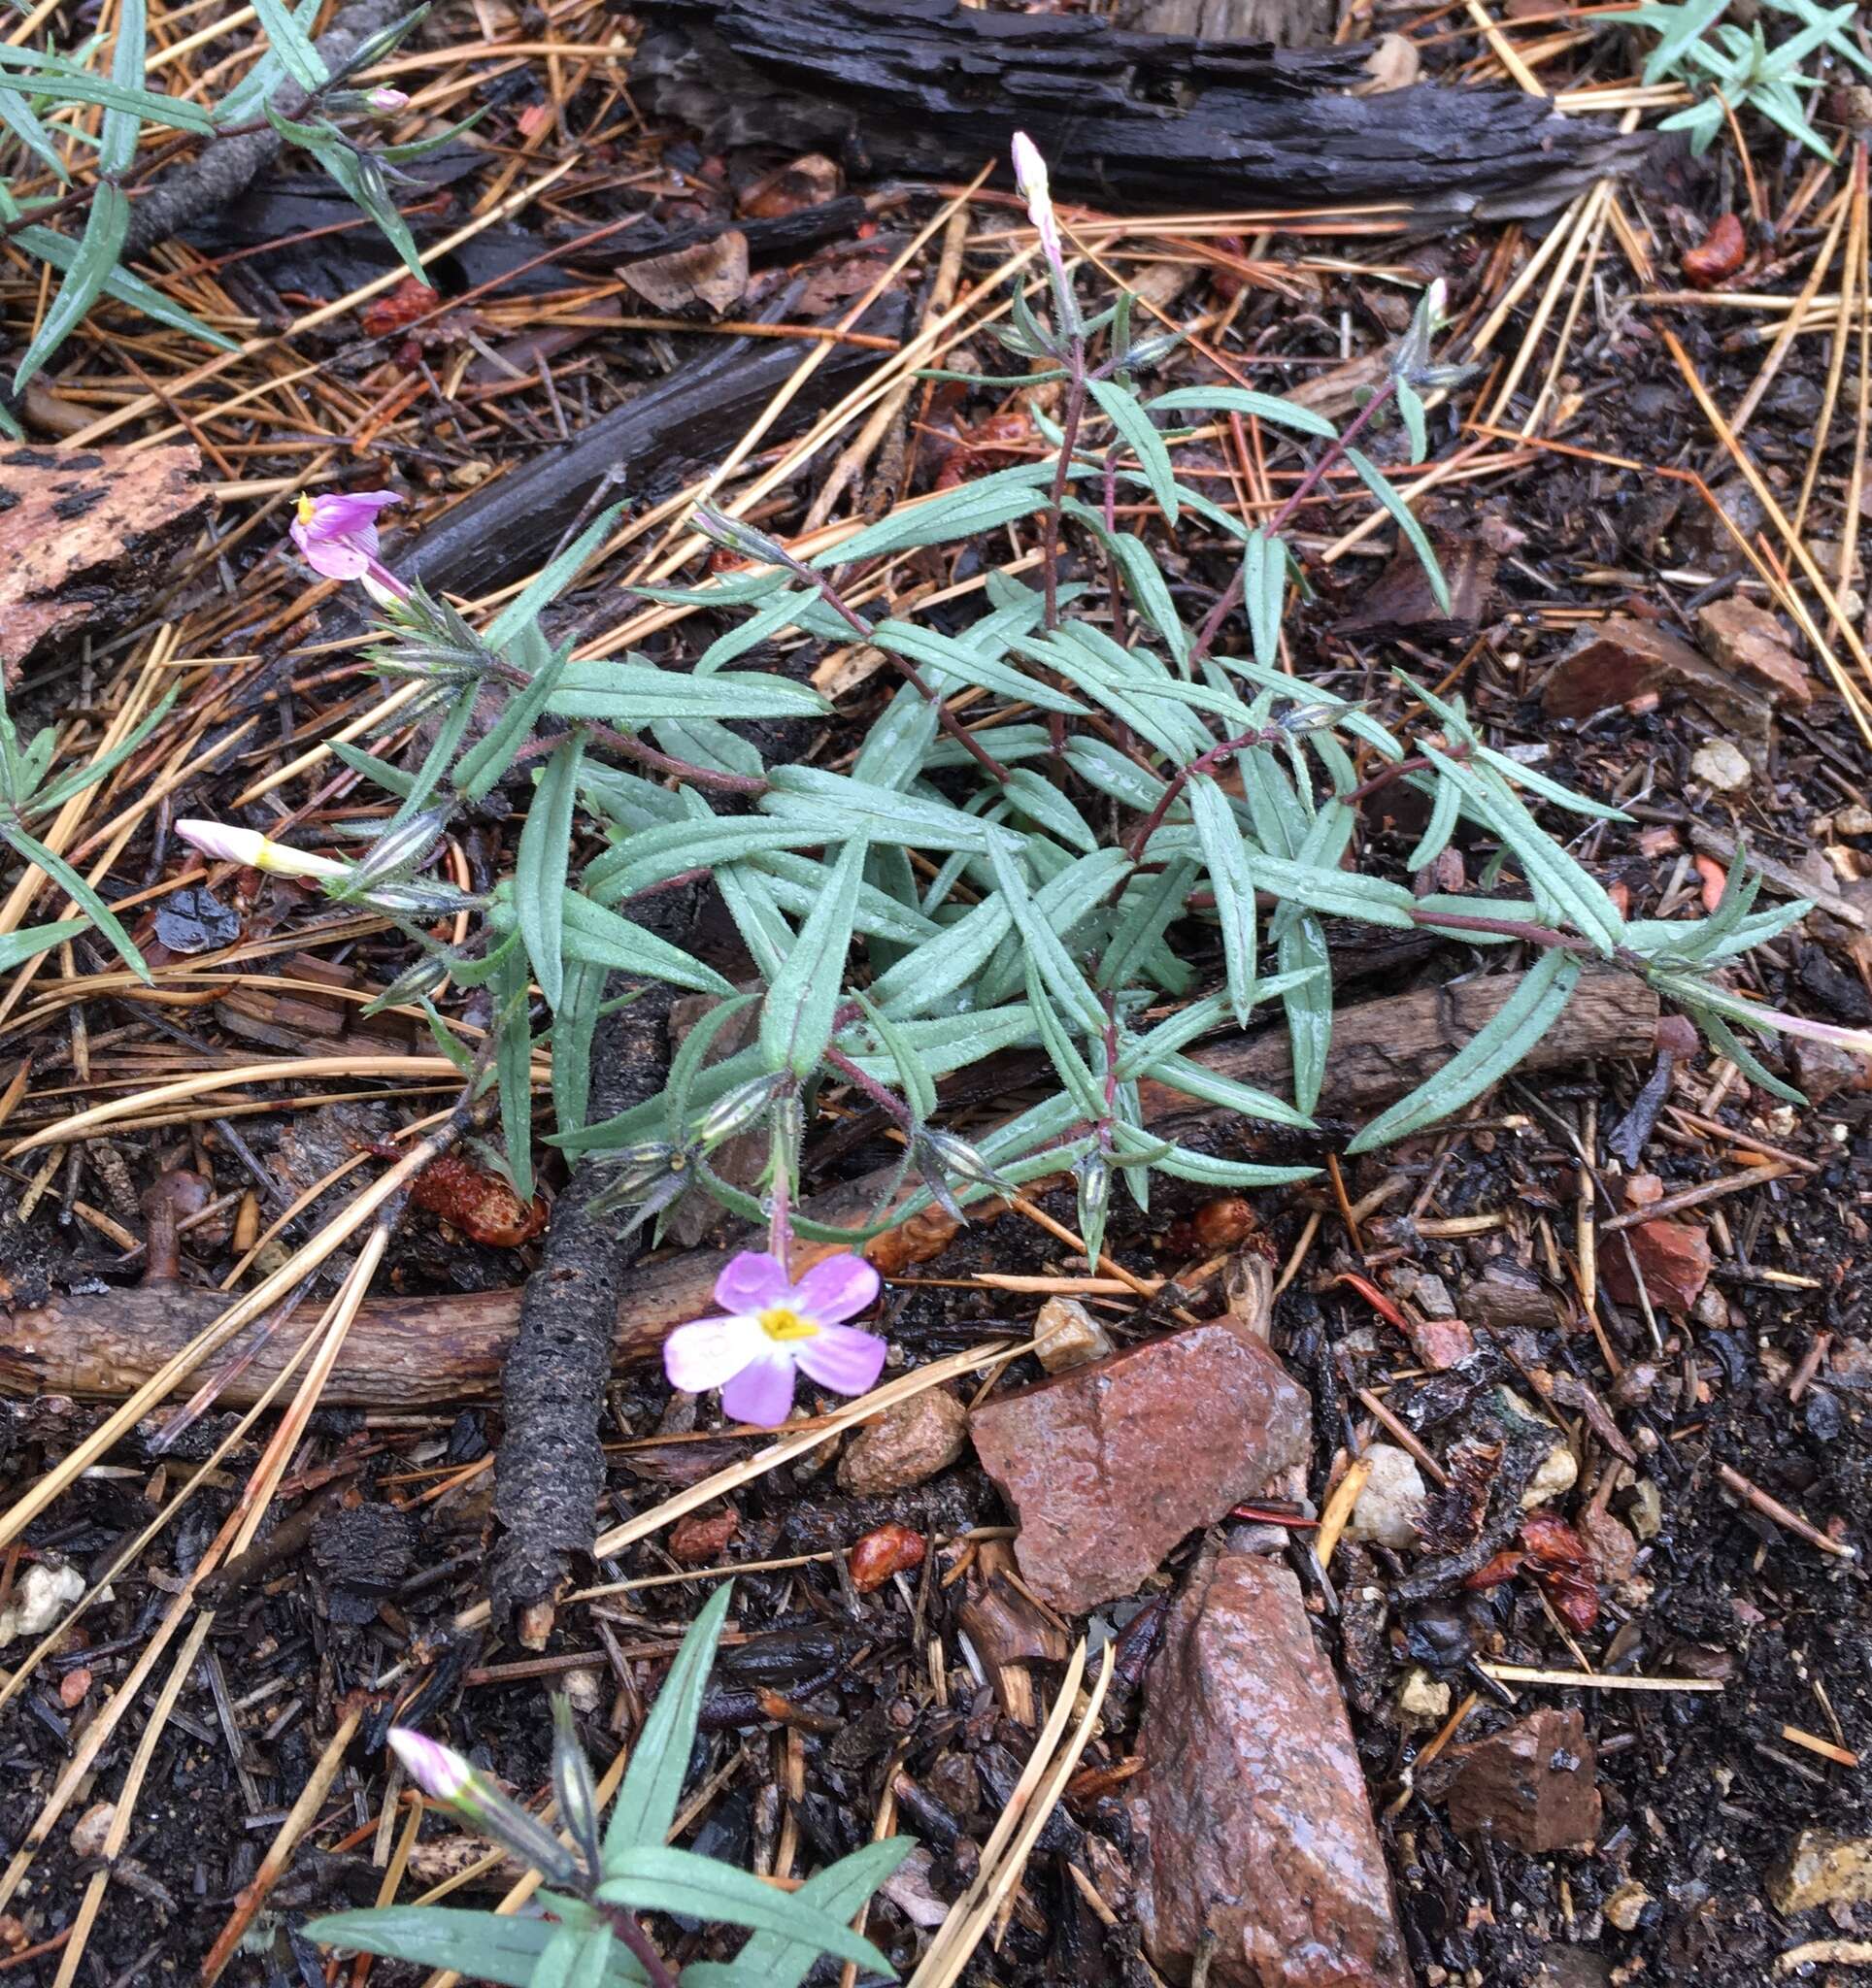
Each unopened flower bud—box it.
[176,819,350,881]
[388,1728,582,1887]
[692,507,792,569]
[368,85,409,113]
[694,1075,781,1147]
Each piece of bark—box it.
[1112,0,1333,48]
[629,0,1651,223]
[2,967,1659,1405]
[0,445,210,679]
[119,0,405,261]
[488,980,676,1639]
[379,295,904,607]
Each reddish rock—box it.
[1126,1546,1409,1988]
[1409,1317,1475,1370]
[1540,614,1765,734]
[848,1522,925,1592]
[1682,213,1747,289]
[668,1508,739,1565]
[1602,1218,1712,1313]
[1694,596,1814,706]
[1443,1708,1601,1853]
[970,1317,1310,1613]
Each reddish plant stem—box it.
[1042,337,1088,635]
[1126,723,1284,863]
[593,1905,680,1988]
[1185,376,1399,676]
[762,540,1012,784]
[824,1045,918,1130]
[512,724,767,795]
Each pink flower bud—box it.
[175,819,349,880]
[389,1728,475,1804]
[368,85,409,113]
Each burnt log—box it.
[1,967,1659,1407]
[628,0,1649,222]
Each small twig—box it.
[1599,1161,1791,1233]
[1717,1462,1857,1560]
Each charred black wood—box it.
[378,294,905,606]
[628,0,1650,222]
[122,0,406,261]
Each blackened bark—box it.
[487,974,680,1637]
[121,0,405,261]
[628,0,1650,222]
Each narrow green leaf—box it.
[1087,377,1178,523]
[518,732,583,1008]
[304,1906,557,1986]
[0,83,68,181]
[598,1849,894,1973]
[251,0,328,87]
[548,661,824,725]
[1187,774,1258,1025]
[606,1583,733,1858]
[1344,447,1449,613]
[14,183,129,391]
[5,823,148,980]
[1348,952,1582,1152]
[1278,912,1332,1115]
[681,1839,915,1988]
[12,218,238,351]
[486,503,625,649]
[758,837,863,1078]
[559,892,733,997]
[1147,383,1338,437]
[490,933,536,1199]
[456,640,570,800]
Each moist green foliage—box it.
[1624,0,1871,157]
[287,237,1816,1247]
[306,1585,914,1988]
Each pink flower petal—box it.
[314,490,400,535]
[662,1314,763,1393]
[299,537,372,581]
[721,1348,798,1427]
[791,1252,881,1326]
[792,1324,886,1399]
[714,1250,791,1314]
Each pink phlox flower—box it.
[289,489,406,597]
[663,1249,886,1428]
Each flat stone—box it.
[1694,595,1814,706]
[970,1316,1310,1613]
[1031,1295,1116,1374]
[1345,1444,1427,1549]
[1772,1830,1872,1913]
[1690,738,1752,793]
[1126,1544,1409,1988]
[837,1387,968,1497]
[1602,1218,1713,1314]
[1409,1316,1475,1370]
[1444,1708,1601,1854]
[1540,613,1765,736]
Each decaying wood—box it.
[119,0,404,260]
[1,967,1659,1407]
[490,982,677,1637]
[378,296,906,605]
[0,445,210,679]
[629,0,1651,222]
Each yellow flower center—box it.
[757,1305,819,1342]
[295,492,316,526]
